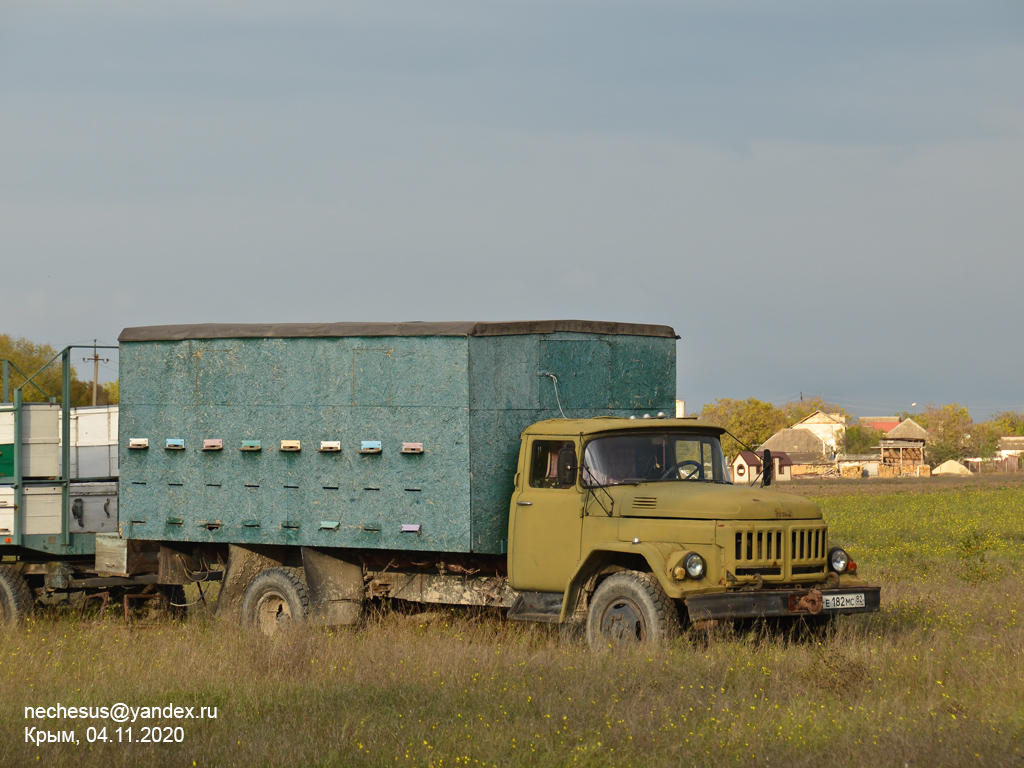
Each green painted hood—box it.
[612,482,822,521]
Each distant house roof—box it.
[735,450,793,469]
[885,418,929,441]
[759,429,828,464]
[997,436,1024,452]
[860,417,901,432]
[735,451,762,467]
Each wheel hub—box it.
[255,593,292,634]
[599,598,646,642]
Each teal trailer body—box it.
[118,321,677,554]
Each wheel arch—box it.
[559,543,677,623]
[585,569,682,645]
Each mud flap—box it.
[301,547,364,626]
[217,544,288,623]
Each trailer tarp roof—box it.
[119,320,678,342]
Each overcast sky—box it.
[2,1,1022,419]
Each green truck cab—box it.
[508,417,880,643]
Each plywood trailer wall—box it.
[118,322,676,554]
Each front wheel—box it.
[586,570,681,646]
[240,567,309,635]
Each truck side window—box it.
[530,441,577,489]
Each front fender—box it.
[559,542,678,623]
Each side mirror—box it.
[557,447,578,487]
[762,449,773,487]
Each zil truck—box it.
[0,321,879,643]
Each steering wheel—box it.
[660,459,702,480]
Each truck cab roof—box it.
[522,417,726,438]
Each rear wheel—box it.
[586,570,681,646]
[0,565,34,626]
[240,568,309,634]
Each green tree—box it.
[921,405,983,466]
[838,424,881,455]
[699,398,789,458]
[987,410,1024,437]
[900,404,1004,465]
[0,334,112,406]
[102,380,119,404]
[971,421,1003,460]
[1,335,66,402]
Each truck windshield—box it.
[581,432,730,487]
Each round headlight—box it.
[829,547,849,574]
[684,552,706,579]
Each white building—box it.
[790,411,847,456]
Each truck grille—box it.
[726,523,828,582]
[735,529,783,562]
[791,526,826,564]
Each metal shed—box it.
[117,321,677,554]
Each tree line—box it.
[1,335,118,406]
[698,396,1022,466]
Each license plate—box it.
[823,592,865,610]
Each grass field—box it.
[3,476,1023,767]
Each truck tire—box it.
[240,567,309,634]
[0,565,34,626]
[586,570,681,646]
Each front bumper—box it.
[684,585,881,621]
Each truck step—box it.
[508,591,563,623]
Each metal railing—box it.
[1,346,117,548]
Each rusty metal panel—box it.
[367,570,513,607]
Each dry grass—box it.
[3,483,1024,767]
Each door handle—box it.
[516,501,532,506]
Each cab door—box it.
[509,437,584,593]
